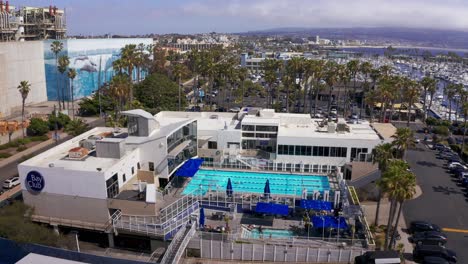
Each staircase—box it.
[160,221,197,264]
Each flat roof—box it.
[17,253,87,264]
[371,123,397,141]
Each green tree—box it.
[120,44,138,103]
[445,83,459,122]
[372,143,394,226]
[108,74,132,120]
[17,80,31,138]
[58,55,70,110]
[392,127,415,159]
[48,111,71,130]
[172,63,189,111]
[324,61,340,115]
[50,41,64,111]
[460,100,468,156]
[65,119,90,136]
[134,73,185,112]
[402,78,421,127]
[359,62,373,118]
[27,118,49,136]
[67,68,77,119]
[237,67,249,106]
[346,60,360,112]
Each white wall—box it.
[18,165,107,199]
[0,41,47,118]
[105,148,141,188]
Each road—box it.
[402,124,468,263]
[0,118,105,187]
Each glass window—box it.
[123,174,126,182]
[288,145,295,155]
[324,147,330,157]
[318,146,324,156]
[242,133,255,137]
[295,145,301,155]
[306,146,312,156]
[128,116,139,136]
[137,162,141,170]
[313,146,318,156]
[149,162,154,171]
[242,125,255,131]
[330,147,336,157]
[131,167,135,175]
[208,141,217,149]
[256,126,278,132]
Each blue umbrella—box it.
[264,179,271,197]
[226,178,233,197]
[199,207,205,228]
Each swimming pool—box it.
[244,228,294,239]
[182,169,330,196]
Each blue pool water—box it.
[182,169,330,196]
[247,228,294,239]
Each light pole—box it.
[54,105,59,146]
[321,215,325,241]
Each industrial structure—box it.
[0,1,66,42]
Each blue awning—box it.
[312,216,348,229]
[175,158,204,177]
[300,199,333,211]
[255,202,289,216]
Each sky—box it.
[10,0,468,35]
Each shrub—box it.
[30,135,49,142]
[48,112,71,130]
[433,126,450,136]
[0,153,12,159]
[64,119,90,136]
[425,117,439,126]
[27,118,50,136]
[16,145,27,152]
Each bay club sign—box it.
[25,171,45,192]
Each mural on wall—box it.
[43,38,153,101]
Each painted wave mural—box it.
[43,38,153,101]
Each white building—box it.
[18,108,382,249]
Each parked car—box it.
[413,245,457,263]
[3,177,20,189]
[433,143,447,151]
[355,250,401,264]
[410,221,441,234]
[448,162,466,169]
[458,172,468,186]
[422,256,450,264]
[410,231,448,246]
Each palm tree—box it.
[389,168,416,249]
[237,67,248,106]
[120,44,137,103]
[420,76,437,121]
[346,60,360,113]
[379,159,414,249]
[50,41,63,111]
[67,68,77,120]
[461,100,468,157]
[109,74,131,121]
[402,79,421,127]
[58,55,70,110]
[392,127,415,160]
[359,62,373,118]
[287,57,305,113]
[302,60,315,113]
[324,61,340,115]
[17,81,31,138]
[372,143,394,226]
[172,63,188,111]
[445,83,458,121]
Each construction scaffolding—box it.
[0,1,66,42]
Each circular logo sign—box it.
[25,171,45,192]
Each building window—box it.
[255,126,278,132]
[288,145,295,155]
[128,116,139,136]
[242,125,255,131]
[306,146,312,156]
[123,174,126,182]
[208,141,218,149]
[106,174,119,198]
[137,162,141,170]
[351,148,368,160]
[149,162,155,171]
[131,167,135,175]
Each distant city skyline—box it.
[10,0,468,35]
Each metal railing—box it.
[161,221,197,264]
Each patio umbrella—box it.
[264,179,271,197]
[302,188,308,199]
[199,207,205,228]
[226,178,233,197]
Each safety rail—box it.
[31,215,108,231]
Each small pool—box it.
[182,169,330,196]
[246,228,294,239]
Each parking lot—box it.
[403,126,468,263]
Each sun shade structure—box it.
[255,202,289,216]
[312,216,348,229]
[174,158,204,177]
[226,178,233,197]
[300,199,333,211]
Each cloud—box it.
[179,0,468,31]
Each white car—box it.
[448,162,467,169]
[3,177,20,189]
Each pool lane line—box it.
[442,227,468,234]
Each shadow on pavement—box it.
[402,252,414,262]
[432,185,463,195]
[416,161,438,167]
